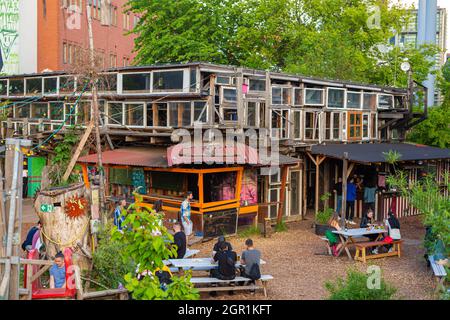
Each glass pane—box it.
[294,88,302,105]
[122,73,150,92]
[44,78,58,94]
[146,103,153,126]
[31,103,48,118]
[64,104,76,125]
[247,102,256,126]
[59,76,76,93]
[363,93,376,110]
[169,103,178,127]
[378,94,393,109]
[294,111,301,139]
[99,74,117,92]
[269,189,279,218]
[125,103,144,126]
[363,115,369,138]
[9,79,24,95]
[108,102,123,125]
[26,78,42,95]
[0,80,7,95]
[282,88,291,105]
[193,102,207,123]
[333,113,340,139]
[77,101,91,124]
[15,104,31,118]
[290,172,300,215]
[190,68,197,92]
[304,89,323,105]
[223,88,237,102]
[223,108,238,121]
[50,102,64,121]
[249,79,265,92]
[157,104,168,126]
[153,70,184,91]
[216,76,231,84]
[272,87,282,105]
[347,92,361,108]
[328,88,345,108]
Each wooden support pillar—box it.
[236,68,244,130]
[341,152,349,228]
[277,165,288,224]
[208,75,216,126]
[306,152,326,216]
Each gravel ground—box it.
[191,215,436,300]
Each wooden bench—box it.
[191,275,274,297]
[428,256,448,294]
[354,240,403,263]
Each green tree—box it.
[127,0,437,87]
[111,205,199,300]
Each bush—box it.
[275,220,288,232]
[325,269,397,300]
[90,223,136,289]
[315,192,334,224]
[238,225,261,238]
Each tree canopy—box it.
[126,0,437,88]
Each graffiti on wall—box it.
[0,0,20,74]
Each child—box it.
[50,252,66,289]
[325,212,343,256]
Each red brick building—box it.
[37,0,137,72]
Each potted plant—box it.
[315,192,334,235]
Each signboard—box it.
[40,204,54,213]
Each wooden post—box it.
[277,165,288,224]
[236,68,244,130]
[208,75,216,126]
[341,152,348,229]
[62,122,94,182]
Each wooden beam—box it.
[341,152,349,228]
[63,121,94,182]
[277,166,289,224]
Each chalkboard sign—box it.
[203,208,238,240]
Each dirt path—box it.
[192,215,435,300]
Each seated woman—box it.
[325,213,343,257]
[385,211,401,252]
[360,209,380,253]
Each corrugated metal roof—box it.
[78,147,169,168]
[78,146,301,168]
[311,143,450,164]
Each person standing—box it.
[363,181,377,212]
[180,191,194,238]
[346,178,357,225]
[333,177,343,217]
[114,198,127,231]
[21,221,41,252]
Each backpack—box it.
[155,270,173,286]
[247,263,261,281]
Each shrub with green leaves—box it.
[238,225,261,238]
[316,192,334,224]
[325,269,397,300]
[112,205,199,300]
[90,223,136,290]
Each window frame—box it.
[43,76,59,96]
[347,111,363,140]
[124,102,146,128]
[304,110,321,140]
[120,72,152,94]
[152,68,188,93]
[271,86,292,106]
[244,100,261,128]
[326,87,346,109]
[346,91,363,110]
[377,93,394,109]
[248,78,266,93]
[303,88,325,106]
[270,108,290,139]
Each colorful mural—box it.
[240,170,258,206]
[0,0,20,74]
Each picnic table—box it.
[168,257,266,273]
[333,227,386,260]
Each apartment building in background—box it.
[390,6,448,105]
[0,0,137,75]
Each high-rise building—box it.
[391,6,447,105]
[0,0,137,75]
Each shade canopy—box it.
[311,143,450,164]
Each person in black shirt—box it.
[172,223,186,259]
[212,236,233,256]
[22,221,41,251]
[211,242,237,280]
[210,242,237,296]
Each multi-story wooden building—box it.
[1,63,449,236]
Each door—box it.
[289,170,302,216]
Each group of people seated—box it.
[325,209,402,256]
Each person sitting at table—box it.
[212,236,233,257]
[385,211,401,252]
[325,213,343,257]
[172,222,186,259]
[360,209,380,253]
[209,242,237,296]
